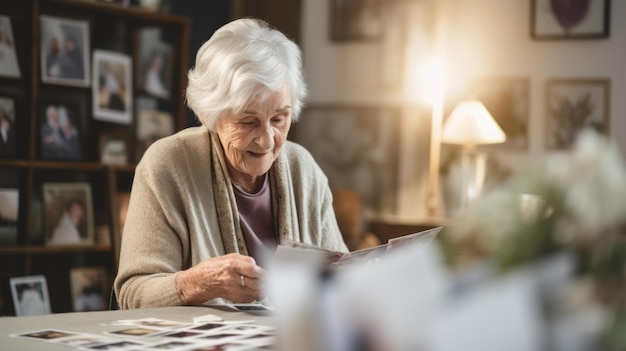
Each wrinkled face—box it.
[214,86,292,187]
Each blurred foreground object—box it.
[265,226,618,350]
[448,128,626,350]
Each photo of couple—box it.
[40,15,89,86]
[40,103,81,161]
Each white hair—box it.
[186,18,307,130]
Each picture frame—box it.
[99,132,130,165]
[0,15,21,78]
[290,104,401,215]
[136,109,173,162]
[531,0,610,40]
[136,28,172,99]
[10,275,51,316]
[545,79,610,150]
[93,49,133,124]
[467,77,530,150]
[0,95,17,158]
[42,182,94,246]
[329,0,383,42]
[40,15,90,86]
[69,266,108,312]
[38,102,82,161]
[0,188,19,246]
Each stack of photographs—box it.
[12,317,275,350]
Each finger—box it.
[238,275,263,291]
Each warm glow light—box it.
[420,57,446,106]
[442,99,506,146]
[422,56,446,218]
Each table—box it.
[0,305,275,350]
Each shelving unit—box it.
[0,0,190,315]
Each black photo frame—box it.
[545,78,610,150]
[531,0,610,40]
[40,15,90,86]
[329,0,383,42]
[0,95,17,158]
[39,102,83,161]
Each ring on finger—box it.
[240,275,246,287]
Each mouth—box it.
[247,151,269,159]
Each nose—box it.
[255,121,274,150]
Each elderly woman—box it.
[114,18,348,309]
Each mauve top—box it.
[232,174,277,267]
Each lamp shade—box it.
[441,99,506,146]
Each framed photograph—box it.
[136,28,172,99]
[330,0,383,42]
[467,77,530,150]
[0,188,19,246]
[43,182,94,246]
[0,15,21,78]
[136,109,173,161]
[93,49,133,124]
[545,79,610,150]
[0,95,17,158]
[531,0,610,40]
[39,102,82,161]
[290,104,401,215]
[70,266,108,312]
[40,15,90,86]
[99,132,130,165]
[10,275,51,316]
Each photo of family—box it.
[43,182,93,246]
[39,103,82,161]
[40,15,89,86]
[93,50,132,124]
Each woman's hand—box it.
[175,253,264,304]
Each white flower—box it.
[546,129,626,243]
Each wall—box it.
[439,0,626,170]
[300,0,626,220]
[300,0,438,220]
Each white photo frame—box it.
[40,15,90,86]
[0,15,21,78]
[10,275,51,316]
[43,182,94,246]
[92,50,133,124]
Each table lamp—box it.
[441,99,506,211]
